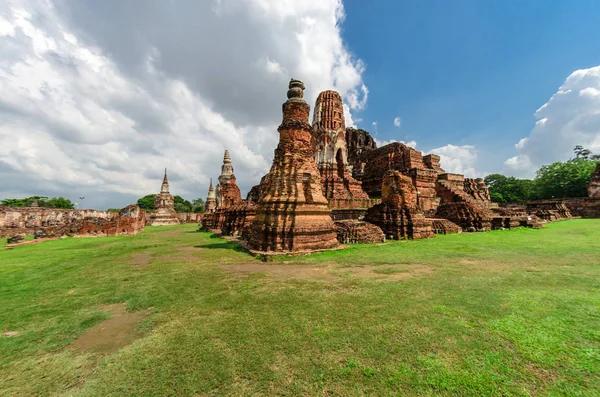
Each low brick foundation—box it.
[0,205,146,238]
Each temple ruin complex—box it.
[200,79,576,255]
[148,169,180,226]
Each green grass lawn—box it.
[1,220,599,396]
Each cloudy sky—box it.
[1,0,599,209]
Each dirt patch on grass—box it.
[160,230,181,237]
[223,263,339,282]
[2,331,19,337]
[340,264,432,280]
[221,263,432,282]
[129,253,151,267]
[175,246,202,259]
[4,237,59,250]
[69,304,150,354]
[525,363,558,383]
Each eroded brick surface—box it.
[246,79,339,253]
[335,220,385,244]
[312,91,368,204]
[364,171,435,240]
[1,205,145,238]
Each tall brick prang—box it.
[246,79,339,253]
[312,90,369,205]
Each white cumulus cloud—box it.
[427,144,480,177]
[0,0,368,209]
[393,116,401,128]
[374,138,416,149]
[504,65,600,177]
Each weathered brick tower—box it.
[216,150,242,209]
[246,79,339,253]
[312,90,368,203]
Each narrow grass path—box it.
[0,220,599,396]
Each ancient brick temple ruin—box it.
[201,151,252,234]
[365,171,434,240]
[148,169,180,226]
[216,150,243,209]
[199,79,570,255]
[244,79,340,253]
[1,205,146,239]
[312,91,369,207]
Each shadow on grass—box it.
[195,242,247,253]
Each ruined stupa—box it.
[148,168,180,226]
[216,150,242,210]
[205,178,217,213]
[246,79,339,253]
[312,90,369,204]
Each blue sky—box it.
[342,0,600,173]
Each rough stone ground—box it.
[68,304,151,354]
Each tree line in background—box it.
[0,196,75,209]
[136,195,205,213]
[485,146,599,203]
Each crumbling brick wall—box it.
[177,213,204,223]
[364,171,434,240]
[0,205,146,238]
[345,127,377,180]
[359,143,426,198]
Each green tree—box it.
[1,196,74,208]
[1,198,26,207]
[484,174,537,203]
[534,158,597,199]
[45,197,75,209]
[174,195,193,213]
[574,145,600,160]
[192,198,205,213]
[136,194,156,211]
[107,208,121,213]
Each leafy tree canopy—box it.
[485,146,599,203]
[136,194,156,211]
[174,195,193,213]
[1,196,75,209]
[534,157,596,199]
[191,198,205,213]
